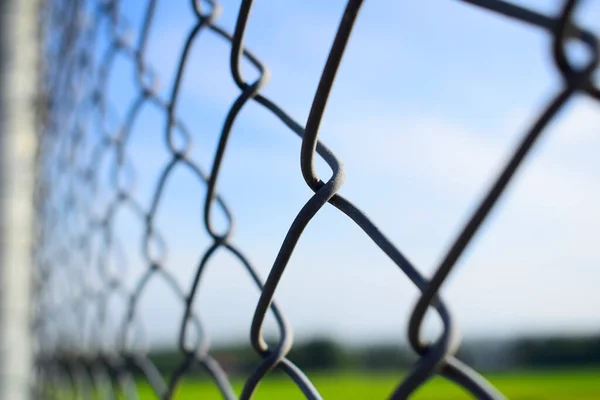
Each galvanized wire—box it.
[34,0,599,399]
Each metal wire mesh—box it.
[34,0,599,399]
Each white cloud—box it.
[327,98,600,224]
[300,99,600,336]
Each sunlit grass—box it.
[136,368,600,399]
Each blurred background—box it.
[11,0,600,398]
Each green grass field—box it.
[137,369,600,399]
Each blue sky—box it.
[88,0,600,347]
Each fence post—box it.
[0,0,40,398]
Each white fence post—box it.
[0,0,40,399]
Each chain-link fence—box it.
[33,0,599,399]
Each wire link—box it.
[35,0,599,399]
